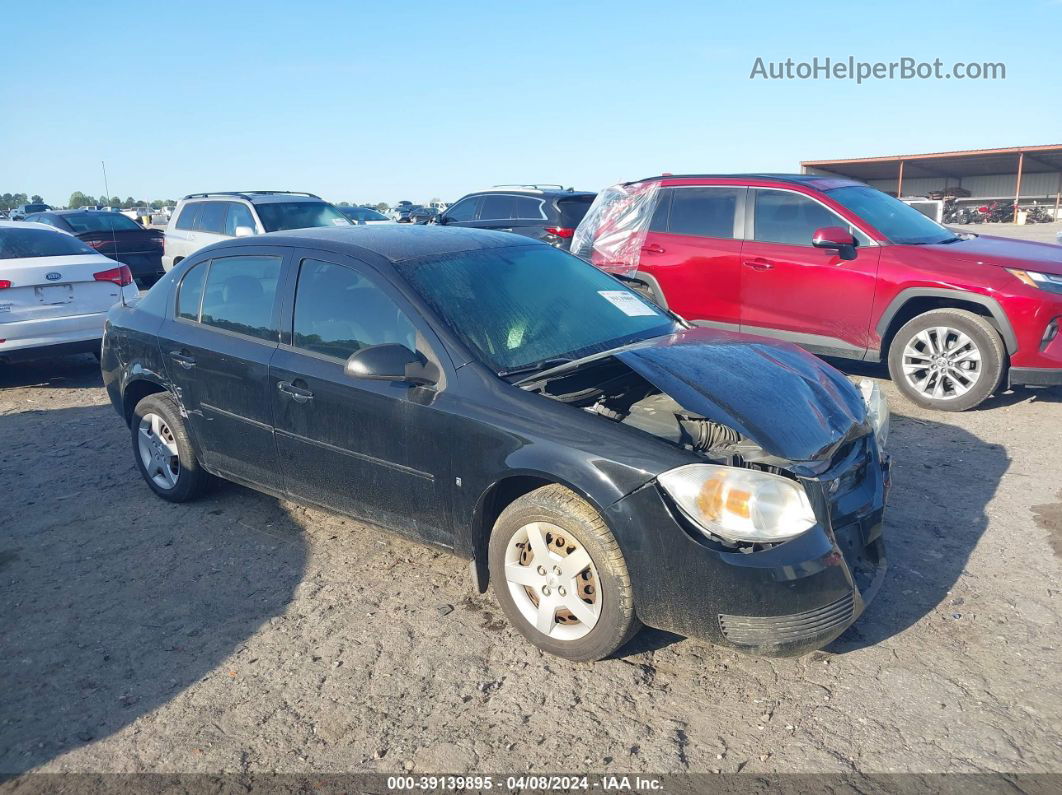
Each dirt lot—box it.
[1,353,1061,776]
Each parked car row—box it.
[5,172,1060,665]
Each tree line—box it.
[4,193,436,213]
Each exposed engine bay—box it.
[522,357,785,469]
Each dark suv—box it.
[436,185,595,250]
[578,174,1062,411]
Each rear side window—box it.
[196,202,228,235]
[174,203,202,230]
[557,195,594,227]
[199,255,282,341]
[177,262,208,320]
[649,190,673,232]
[513,197,545,220]
[224,203,256,236]
[292,259,417,360]
[667,188,740,238]
[753,190,844,246]
[478,194,515,221]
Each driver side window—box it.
[292,259,417,361]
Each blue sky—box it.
[1,0,1058,206]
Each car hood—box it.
[613,327,869,465]
[926,234,1062,276]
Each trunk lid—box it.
[0,254,126,322]
[77,228,163,257]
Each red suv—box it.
[580,174,1062,411]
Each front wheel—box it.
[488,485,640,661]
[887,308,1005,411]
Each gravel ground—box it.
[949,220,1062,244]
[1,354,1061,776]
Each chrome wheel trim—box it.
[901,326,982,401]
[137,412,181,490]
[504,521,602,641]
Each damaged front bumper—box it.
[606,438,891,657]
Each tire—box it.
[488,485,640,661]
[887,308,1005,411]
[130,392,209,502]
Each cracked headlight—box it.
[658,464,816,545]
[859,379,890,452]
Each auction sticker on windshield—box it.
[598,290,656,316]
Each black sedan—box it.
[25,210,165,287]
[101,226,889,661]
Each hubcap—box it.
[901,326,982,400]
[137,412,181,490]
[503,521,601,641]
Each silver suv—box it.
[162,191,350,271]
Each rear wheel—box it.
[131,393,209,502]
[488,485,640,661]
[887,308,1005,411]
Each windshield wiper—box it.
[498,357,574,378]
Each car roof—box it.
[48,209,125,216]
[0,220,66,232]
[208,224,542,263]
[181,192,324,205]
[466,187,596,198]
[628,173,865,189]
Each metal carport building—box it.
[801,144,1062,218]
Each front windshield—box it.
[63,213,141,233]
[0,228,96,259]
[255,201,350,232]
[827,185,956,245]
[395,245,678,373]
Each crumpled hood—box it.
[614,327,868,464]
[926,234,1062,276]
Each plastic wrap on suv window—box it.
[571,181,660,278]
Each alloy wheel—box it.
[901,326,982,401]
[137,412,181,490]
[503,521,601,641]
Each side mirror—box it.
[345,343,438,386]
[234,225,255,238]
[434,214,447,225]
[812,226,858,261]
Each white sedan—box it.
[0,221,139,363]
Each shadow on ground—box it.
[0,353,103,393]
[827,407,1009,653]
[0,399,308,774]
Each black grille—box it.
[719,593,855,646]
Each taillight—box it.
[545,226,575,238]
[0,280,11,289]
[93,265,134,287]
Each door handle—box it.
[277,380,314,403]
[743,258,774,271]
[641,243,666,254]
[168,350,196,369]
